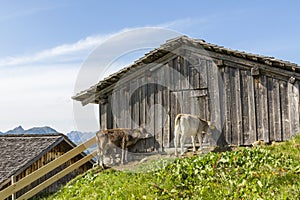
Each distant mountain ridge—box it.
[67,131,95,145]
[1,125,58,135]
[0,126,96,145]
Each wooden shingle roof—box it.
[72,35,300,105]
[0,134,74,186]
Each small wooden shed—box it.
[0,134,93,198]
[73,36,300,151]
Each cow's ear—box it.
[127,134,133,141]
[132,130,139,137]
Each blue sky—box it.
[0,1,299,133]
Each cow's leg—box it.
[103,144,114,165]
[98,147,105,169]
[174,124,180,157]
[191,135,197,154]
[109,148,115,165]
[101,145,109,169]
[96,137,101,166]
[180,135,186,156]
[124,147,128,163]
[121,147,124,165]
[197,133,204,154]
[174,135,178,157]
[121,137,126,165]
[96,135,106,169]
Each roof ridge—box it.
[72,35,300,105]
[0,133,65,137]
[182,36,299,67]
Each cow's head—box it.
[132,127,151,139]
[201,120,215,136]
[206,121,217,136]
[199,119,210,132]
[208,122,216,130]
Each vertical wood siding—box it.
[98,53,300,151]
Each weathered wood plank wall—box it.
[99,52,300,151]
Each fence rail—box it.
[0,136,97,200]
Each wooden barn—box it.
[73,36,300,151]
[0,134,93,199]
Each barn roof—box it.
[0,134,76,186]
[72,35,300,105]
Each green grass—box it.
[44,135,300,200]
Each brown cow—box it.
[96,128,149,168]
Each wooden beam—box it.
[207,60,222,146]
[17,151,97,200]
[288,81,300,137]
[11,176,16,200]
[184,46,300,80]
[95,53,177,97]
[223,66,232,144]
[0,136,97,200]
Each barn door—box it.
[169,89,210,147]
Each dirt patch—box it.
[103,146,218,171]
[111,153,169,171]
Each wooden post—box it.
[11,175,16,200]
[288,81,300,137]
[207,60,223,146]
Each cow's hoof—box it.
[120,161,128,165]
[198,153,204,157]
[101,164,110,170]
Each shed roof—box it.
[72,35,300,105]
[0,134,75,186]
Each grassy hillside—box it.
[44,135,300,200]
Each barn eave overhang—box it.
[72,36,300,106]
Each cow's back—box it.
[180,115,200,136]
[97,129,125,147]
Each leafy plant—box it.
[45,134,300,200]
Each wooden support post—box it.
[11,175,16,200]
[288,81,300,137]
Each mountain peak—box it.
[3,125,58,135]
[0,125,96,145]
[5,125,25,134]
[24,126,58,134]
[14,125,24,130]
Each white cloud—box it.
[0,29,135,132]
[0,18,193,68]
[0,35,109,67]
[0,33,113,133]
[0,23,190,133]
[0,5,57,22]
[0,64,80,132]
[158,18,208,31]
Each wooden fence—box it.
[0,136,97,200]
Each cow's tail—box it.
[96,130,106,169]
[175,114,182,130]
[174,114,182,156]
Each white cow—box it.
[174,114,211,156]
